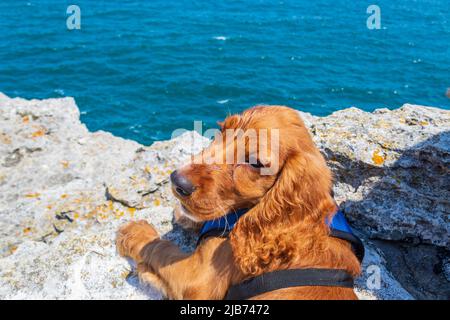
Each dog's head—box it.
[171,105,334,223]
[171,106,288,222]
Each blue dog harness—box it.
[198,208,364,262]
[197,208,365,300]
[197,208,248,244]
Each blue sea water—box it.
[0,0,449,144]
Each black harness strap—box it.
[330,229,365,263]
[225,268,354,300]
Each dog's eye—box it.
[250,159,265,169]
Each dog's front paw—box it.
[116,220,159,261]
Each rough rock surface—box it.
[299,106,449,247]
[0,93,448,299]
[0,93,206,299]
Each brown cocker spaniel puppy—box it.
[116,106,361,299]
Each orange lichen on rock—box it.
[372,150,385,166]
[61,160,70,169]
[31,129,46,138]
[127,207,136,218]
[8,245,18,254]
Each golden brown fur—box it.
[116,106,361,299]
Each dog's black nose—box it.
[170,170,195,197]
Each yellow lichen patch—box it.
[22,115,30,124]
[25,192,40,198]
[98,213,108,220]
[127,207,136,218]
[61,160,69,169]
[120,270,130,279]
[60,194,68,199]
[8,245,18,255]
[30,129,46,138]
[144,165,152,174]
[374,119,391,128]
[73,213,80,220]
[372,150,385,166]
[23,227,32,234]
[114,210,125,219]
[46,204,53,210]
[399,117,406,124]
[419,120,429,126]
[153,199,161,206]
[0,133,12,144]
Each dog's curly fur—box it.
[116,106,361,299]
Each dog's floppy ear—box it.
[229,147,336,276]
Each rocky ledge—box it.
[0,93,448,300]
